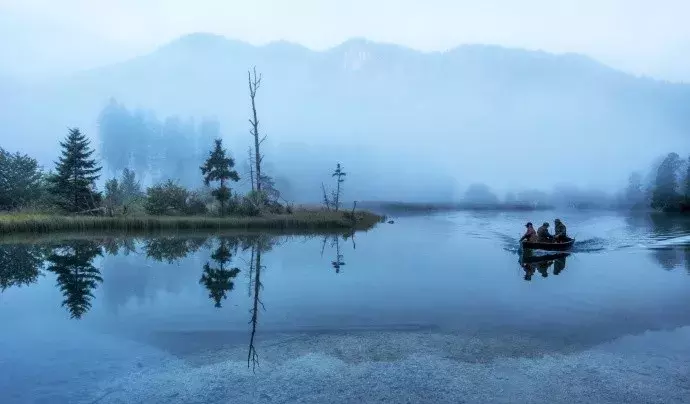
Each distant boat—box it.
[520,238,575,252]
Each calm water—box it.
[1,211,690,404]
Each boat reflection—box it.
[519,252,569,281]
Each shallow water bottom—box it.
[4,326,689,404]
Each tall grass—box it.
[0,210,383,235]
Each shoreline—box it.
[0,210,384,236]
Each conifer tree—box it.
[48,128,102,212]
[200,139,239,216]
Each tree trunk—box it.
[219,178,225,217]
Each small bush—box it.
[145,180,189,215]
[184,192,209,215]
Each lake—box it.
[1,211,689,404]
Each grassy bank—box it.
[0,210,384,235]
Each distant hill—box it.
[3,33,690,201]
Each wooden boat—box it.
[520,238,575,252]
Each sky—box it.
[1,0,690,81]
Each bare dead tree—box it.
[248,67,265,195]
[247,147,255,192]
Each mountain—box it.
[3,33,690,201]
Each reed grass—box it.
[0,210,383,235]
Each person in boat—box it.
[520,222,537,242]
[554,218,568,242]
[537,222,554,242]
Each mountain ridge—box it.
[3,31,689,200]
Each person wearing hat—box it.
[537,222,554,242]
[520,222,538,242]
[554,218,568,242]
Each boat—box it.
[520,238,575,252]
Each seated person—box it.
[520,222,537,242]
[554,218,568,242]
[537,222,554,242]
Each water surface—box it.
[1,211,689,403]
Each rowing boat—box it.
[520,238,575,252]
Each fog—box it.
[2,5,690,204]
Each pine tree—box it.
[200,139,239,216]
[46,241,103,319]
[48,128,102,212]
[199,238,240,308]
[120,168,143,203]
[651,152,682,211]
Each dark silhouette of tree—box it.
[48,128,102,212]
[0,148,44,210]
[46,241,103,319]
[200,139,240,216]
[0,244,45,292]
[199,238,241,308]
[651,152,682,212]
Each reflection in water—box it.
[45,240,103,319]
[321,232,356,274]
[519,252,569,281]
[0,244,45,292]
[245,235,277,372]
[143,237,209,264]
[199,238,241,308]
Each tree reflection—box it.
[245,235,277,372]
[0,244,45,292]
[143,236,209,263]
[321,232,356,274]
[101,237,136,256]
[45,240,103,319]
[652,248,683,271]
[199,238,241,308]
[519,252,569,281]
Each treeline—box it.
[622,152,690,213]
[98,98,220,188]
[0,69,317,216]
[0,127,285,216]
[0,69,356,217]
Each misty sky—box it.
[2,0,690,81]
